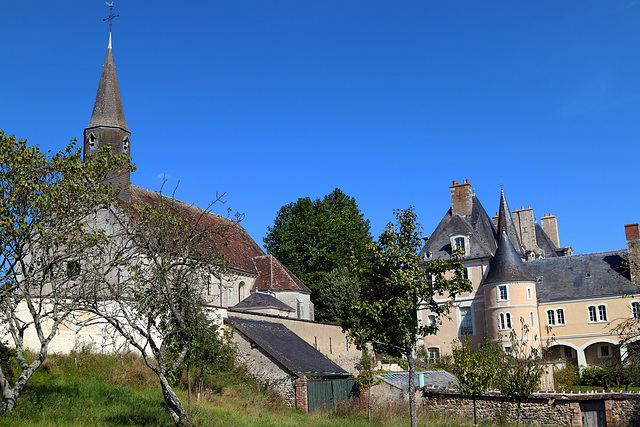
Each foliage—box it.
[263,188,373,322]
[316,266,361,325]
[345,207,471,427]
[447,336,502,425]
[553,363,579,391]
[495,319,551,426]
[78,185,231,426]
[0,130,131,413]
[579,362,640,390]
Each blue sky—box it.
[3,1,639,255]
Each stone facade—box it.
[420,386,640,426]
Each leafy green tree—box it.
[264,188,373,322]
[345,207,471,427]
[0,131,131,413]
[315,266,360,324]
[78,186,230,426]
[496,319,551,426]
[448,336,502,425]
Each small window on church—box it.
[122,136,129,153]
[89,133,96,150]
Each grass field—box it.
[0,352,525,426]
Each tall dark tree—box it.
[263,188,373,322]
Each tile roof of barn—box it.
[252,255,311,293]
[227,316,350,377]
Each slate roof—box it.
[527,250,638,303]
[534,222,559,258]
[87,35,128,131]
[378,371,458,389]
[421,195,497,261]
[227,316,350,377]
[230,292,295,312]
[485,232,535,285]
[497,189,524,255]
[252,255,311,293]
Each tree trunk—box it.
[517,400,521,427]
[473,394,477,426]
[1,354,45,414]
[407,348,417,427]
[158,370,191,426]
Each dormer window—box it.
[122,136,129,153]
[450,234,469,255]
[89,133,96,150]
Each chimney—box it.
[540,213,560,248]
[625,223,640,283]
[450,179,473,216]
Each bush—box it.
[554,364,579,390]
[0,341,15,382]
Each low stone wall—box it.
[420,386,640,426]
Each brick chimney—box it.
[625,223,640,283]
[540,213,560,248]
[450,179,473,216]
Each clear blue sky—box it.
[3,1,639,255]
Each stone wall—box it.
[420,386,640,426]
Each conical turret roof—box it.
[87,34,128,130]
[484,232,534,285]
[497,188,523,255]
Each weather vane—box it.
[103,2,119,33]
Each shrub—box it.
[554,364,579,390]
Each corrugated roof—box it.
[379,371,458,389]
[227,316,350,377]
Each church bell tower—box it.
[84,7,131,202]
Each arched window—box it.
[89,133,96,150]
[238,281,246,303]
[498,312,512,330]
[122,136,130,153]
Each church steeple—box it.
[84,27,131,201]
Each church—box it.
[418,179,640,367]
[83,31,315,321]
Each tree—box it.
[0,131,130,413]
[78,187,230,426]
[263,188,373,322]
[345,207,471,427]
[448,336,502,426]
[315,266,360,324]
[496,318,550,426]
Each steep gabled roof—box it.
[534,223,558,258]
[484,232,535,285]
[421,195,497,261]
[87,34,128,131]
[527,250,637,303]
[230,292,295,312]
[227,316,350,377]
[252,255,311,293]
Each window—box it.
[498,312,512,330]
[459,307,473,335]
[454,237,466,254]
[556,309,565,325]
[122,136,129,152]
[526,287,532,300]
[529,311,535,328]
[600,346,610,358]
[88,133,96,150]
[504,345,512,353]
[588,306,597,322]
[598,305,607,321]
[427,347,440,363]
[498,285,508,301]
[238,281,246,303]
[427,314,437,335]
[66,261,80,279]
[564,347,573,359]
[633,302,640,319]
[547,310,555,326]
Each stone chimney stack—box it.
[450,179,473,216]
[513,206,539,254]
[625,223,640,283]
[540,213,560,248]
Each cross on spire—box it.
[103,2,119,33]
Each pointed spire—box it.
[497,188,523,255]
[87,36,128,131]
[484,232,534,285]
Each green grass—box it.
[0,353,531,426]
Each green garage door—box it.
[307,378,356,413]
